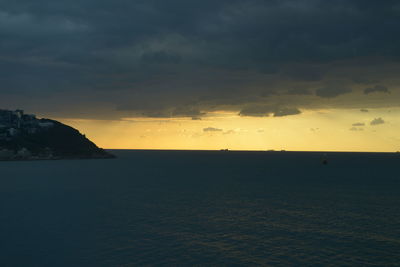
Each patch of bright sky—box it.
[59,108,400,152]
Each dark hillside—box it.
[0,110,114,160]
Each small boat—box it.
[322,153,328,165]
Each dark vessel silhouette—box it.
[322,153,328,165]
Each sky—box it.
[1,0,400,151]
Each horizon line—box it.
[103,148,400,154]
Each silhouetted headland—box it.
[0,109,114,161]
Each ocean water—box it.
[0,150,399,266]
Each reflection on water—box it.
[0,150,399,266]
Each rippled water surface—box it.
[1,150,399,266]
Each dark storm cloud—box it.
[172,107,205,118]
[364,85,390,95]
[353,77,380,85]
[135,106,205,118]
[1,0,400,118]
[239,105,301,117]
[283,66,323,82]
[286,88,313,95]
[273,108,301,117]
[239,105,273,117]
[315,85,352,98]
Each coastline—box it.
[0,152,116,162]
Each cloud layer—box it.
[370,118,385,126]
[364,85,390,95]
[1,0,400,118]
[203,127,223,132]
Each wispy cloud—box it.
[370,118,385,126]
[203,127,223,132]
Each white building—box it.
[8,128,18,136]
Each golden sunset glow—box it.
[58,108,400,152]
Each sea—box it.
[0,150,399,266]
